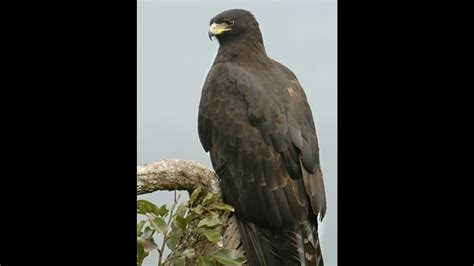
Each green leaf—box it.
[189,186,203,206]
[141,226,154,239]
[170,220,183,238]
[201,229,222,243]
[176,202,188,218]
[137,199,158,214]
[212,248,246,266]
[212,202,235,212]
[208,210,220,218]
[175,214,188,230]
[197,216,221,228]
[202,193,220,206]
[186,214,193,224]
[150,217,168,233]
[156,204,169,217]
[172,255,185,266]
[197,255,216,266]
[166,232,182,251]
[137,226,157,252]
[142,238,157,252]
[137,200,168,217]
[182,247,195,258]
[191,204,204,214]
[137,243,149,266]
[137,220,146,236]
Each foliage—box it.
[137,188,245,266]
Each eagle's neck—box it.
[215,30,269,67]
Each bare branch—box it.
[137,160,221,195]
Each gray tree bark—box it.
[137,160,243,265]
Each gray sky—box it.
[138,1,337,265]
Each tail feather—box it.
[237,219,323,266]
[298,220,324,266]
[237,219,280,266]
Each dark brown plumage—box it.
[198,9,326,266]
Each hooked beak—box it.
[208,22,231,41]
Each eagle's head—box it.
[208,9,262,45]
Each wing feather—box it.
[197,61,326,232]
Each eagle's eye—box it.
[226,20,235,26]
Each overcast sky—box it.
[138,0,337,265]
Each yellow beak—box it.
[208,23,231,40]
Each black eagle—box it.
[198,9,326,266]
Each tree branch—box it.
[137,160,221,196]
